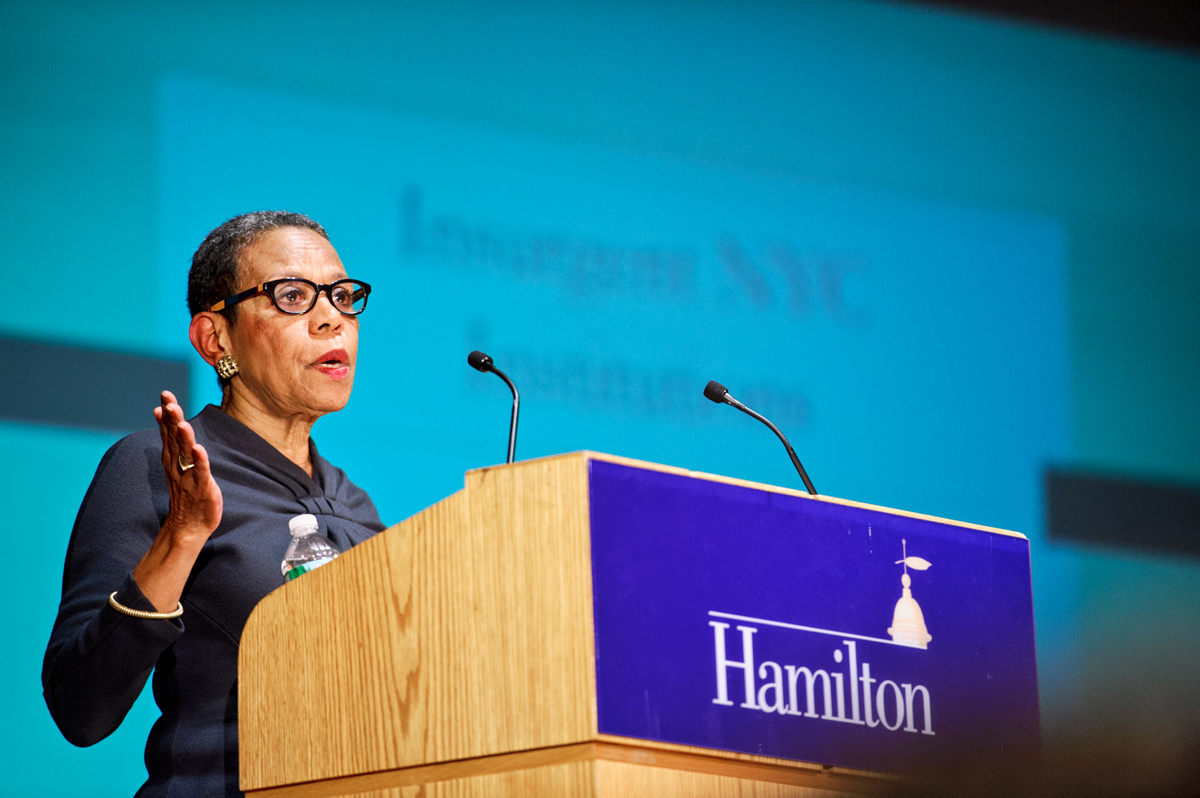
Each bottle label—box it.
[284,556,336,582]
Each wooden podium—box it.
[238,452,1038,797]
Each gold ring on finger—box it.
[178,455,196,473]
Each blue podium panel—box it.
[588,459,1039,774]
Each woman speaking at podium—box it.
[42,212,386,797]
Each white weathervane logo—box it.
[888,539,932,649]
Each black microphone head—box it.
[703,380,729,404]
[467,350,494,373]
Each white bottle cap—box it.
[289,513,319,537]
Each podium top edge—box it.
[465,451,1028,541]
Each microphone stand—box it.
[468,351,520,464]
[704,380,817,495]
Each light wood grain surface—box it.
[240,454,597,790]
[289,760,596,798]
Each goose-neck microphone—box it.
[704,380,817,495]
[468,350,520,464]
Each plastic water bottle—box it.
[281,513,341,582]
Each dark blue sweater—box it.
[43,405,386,797]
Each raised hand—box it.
[154,390,223,538]
[131,391,224,612]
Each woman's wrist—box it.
[132,520,210,611]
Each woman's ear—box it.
[189,312,230,368]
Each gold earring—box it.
[216,355,239,379]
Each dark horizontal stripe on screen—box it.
[914,0,1200,52]
[0,335,189,433]
[1046,468,1200,558]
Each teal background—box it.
[2,1,1198,794]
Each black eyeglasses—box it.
[208,278,372,316]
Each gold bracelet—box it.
[108,591,184,620]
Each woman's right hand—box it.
[131,391,224,611]
[156,390,223,538]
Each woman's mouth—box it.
[312,349,351,379]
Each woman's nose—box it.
[309,290,343,330]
